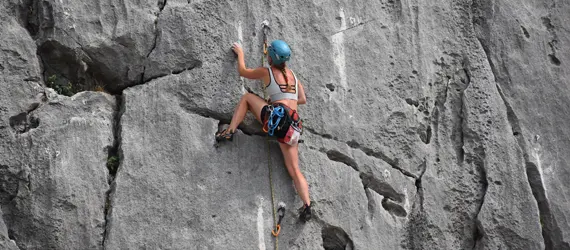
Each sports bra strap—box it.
[291,70,298,92]
[267,66,275,82]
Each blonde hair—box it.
[274,63,294,92]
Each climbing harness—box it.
[263,103,302,145]
[261,20,282,250]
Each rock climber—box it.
[216,40,311,222]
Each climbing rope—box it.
[261,20,281,250]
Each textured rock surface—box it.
[0,0,568,249]
[473,0,570,248]
[0,209,19,250]
[104,78,287,249]
[1,3,116,248]
[1,91,116,250]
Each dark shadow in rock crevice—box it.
[322,225,354,250]
[520,25,530,39]
[548,54,561,66]
[346,139,416,179]
[381,197,407,217]
[9,112,39,134]
[9,101,42,134]
[325,150,358,172]
[19,0,55,39]
[526,161,569,250]
[360,172,405,204]
[38,40,116,95]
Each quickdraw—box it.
[271,203,286,237]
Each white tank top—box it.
[266,67,298,102]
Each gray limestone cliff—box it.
[0,0,568,249]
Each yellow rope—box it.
[261,29,279,250]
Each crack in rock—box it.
[495,85,567,250]
[325,150,359,172]
[457,67,471,163]
[405,159,430,249]
[176,90,232,125]
[406,179,430,249]
[141,0,168,83]
[147,0,167,58]
[304,126,417,179]
[303,127,334,140]
[360,172,405,204]
[320,146,412,218]
[315,143,412,220]
[471,157,488,250]
[413,160,426,212]
[141,60,203,85]
[330,18,380,36]
[346,139,416,179]
[102,95,124,248]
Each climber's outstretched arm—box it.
[232,43,266,80]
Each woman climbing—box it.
[216,40,311,222]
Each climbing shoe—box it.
[299,204,312,222]
[215,128,235,142]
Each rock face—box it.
[1,90,116,250]
[1,2,116,249]
[0,0,568,249]
[473,0,570,249]
[0,209,18,250]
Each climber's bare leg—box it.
[279,142,311,206]
[226,93,266,133]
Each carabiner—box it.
[271,224,281,237]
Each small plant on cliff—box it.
[46,74,74,96]
[107,155,120,175]
[94,85,106,92]
[46,75,57,88]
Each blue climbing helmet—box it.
[267,40,291,66]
